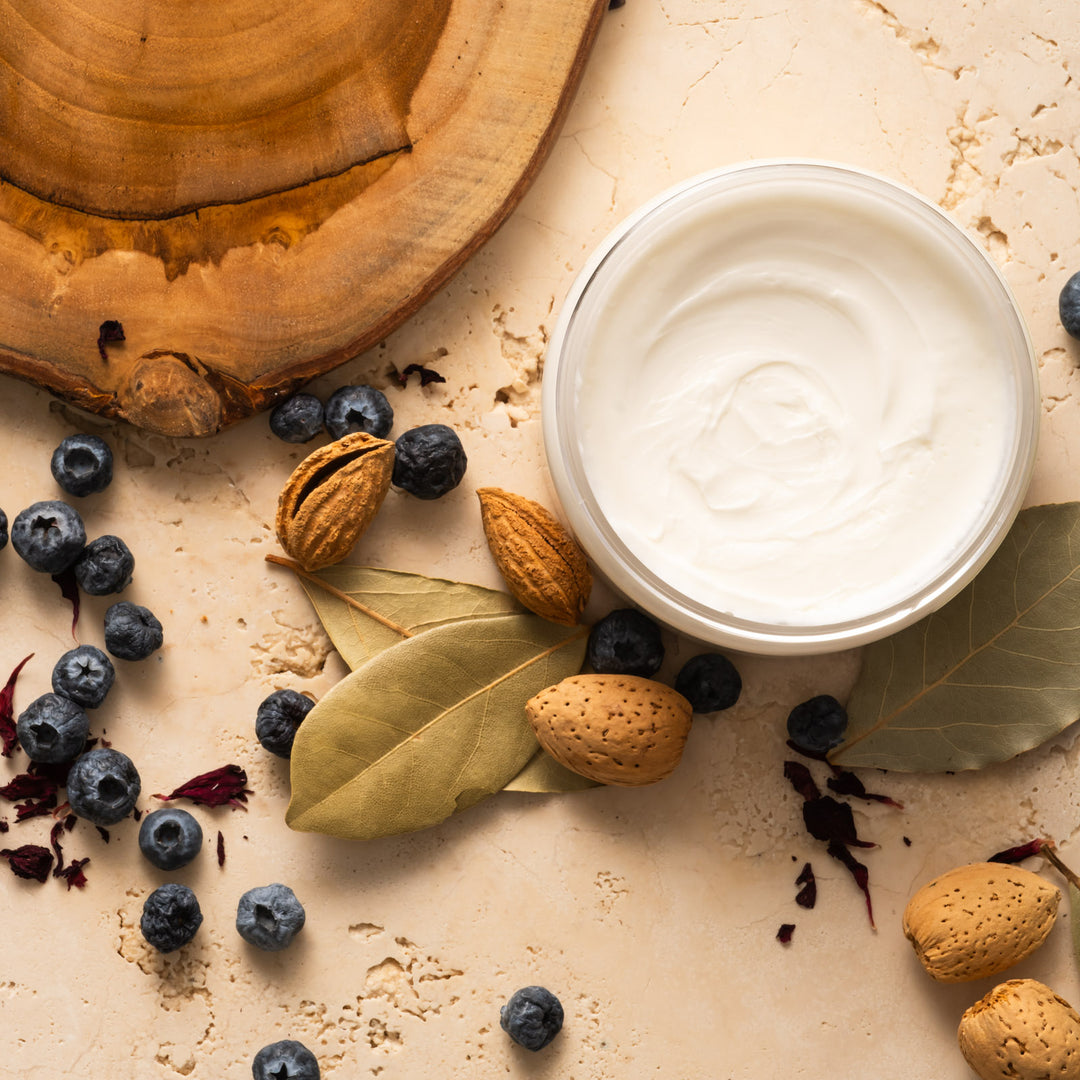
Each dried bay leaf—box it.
[287,615,588,839]
[504,748,602,793]
[267,557,523,669]
[833,503,1080,772]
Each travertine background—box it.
[4,1,1080,1076]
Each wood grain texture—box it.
[0,0,609,434]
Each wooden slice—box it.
[0,0,608,435]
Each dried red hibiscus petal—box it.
[155,764,252,810]
[0,844,53,882]
[49,819,66,865]
[802,796,875,849]
[15,794,57,822]
[783,760,821,802]
[827,841,875,929]
[795,862,816,909]
[0,653,34,757]
[51,567,80,637]
[0,772,56,801]
[826,770,904,809]
[57,857,90,890]
[989,838,1046,864]
[398,362,446,388]
[777,923,795,945]
[217,830,225,867]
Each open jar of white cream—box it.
[543,161,1039,655]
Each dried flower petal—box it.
[783,760,820,802]
[49,819,66,869]
[398,363,446,387]
[154,764,252,809]
[97,319,124,362]
[827,770,904,809]
[802,796,875,849]
[15,794,57,822]
[989,838,1047,864]
[96,826,109,844]
[0,654,33,757]
[827,841,874,929]
[0,844,53,882]
[216,830,225,867]
[795,862,816,909]
[777,923,795,944]
[51,567,80,637]
[57,858,89,890]
[0,773,56,802]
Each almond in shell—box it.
[275,431,394,571]
[477,487,591,626]
[958,979,1080,1080]
[902,862,1060,983]
[525,673,692,786]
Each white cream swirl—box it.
[574,181,1013,624]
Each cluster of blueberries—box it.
[4,434,162,830]
[270,383,468,501]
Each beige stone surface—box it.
[4,1,1080,1077]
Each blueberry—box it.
[586,608,664,677]
[52,645,115,708]
[66,747,141,825]
[104,601,163,660]
[140,883,203,953]
[16,693,89,763]
[270,394,325,443]
[50,434,113,497]
[1061,271,1080,339]
[786,694,848,754]
[324,385,393,440]
[139,808,203,871]
[674,653,742,713]
[392,424,467,499]
[256,689,315,759]
[500,986,564,1051]
[236,883,306,951]
[0,507,7,551]
[74,535,134,595]
[11,500,86,573]
[251,1040,320,1080]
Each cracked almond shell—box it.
[275,431,394,571]
[959,979,1080,1080]
[525,674,692,786]
[902,862,1060,983]
[477,487,591,626]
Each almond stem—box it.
[1041,841,1080,892]
[264,554,413,638]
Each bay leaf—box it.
[272,558,523,669]
[504,748,602,793]
[833,503,1080,772]
[286,614,588,839]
